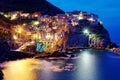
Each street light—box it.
[78,13,84,20]
[83,29,90,48]
[83,29,89,35]
[33,33,41,40]
[4,14,9,19]
[17,28,22,33]
[46,33,54,40]
[87,17,95,22]
[11,13,18,20]
[46,33,51,40]
[13,35,17,40]
[33,21,39,25]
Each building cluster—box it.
[0,11,105,53]
[0,25,11,40]
[0,11,41,20]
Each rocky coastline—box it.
[109,48,120,54]
[107,42,120,55]
[0,38,119,63]
[0,39,83,62]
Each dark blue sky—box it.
[48,0,120,44]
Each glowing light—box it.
[23,23,26,26]
[46,33,54,40]
[2,59,38,80]
[35,14,38,17]
[11,14,18,20]
[72,21,78,26]
[78,16,84,20]
[31,41,35,44]
[33,34,38,39]
[83,29,89,34]
[78,13,84,20]
[20,13,29,17]
[17,28,22,33]
[99,21,103,25]
[87,17,95,22]
[46,33,51,40]
[78,51,98,80]
[33,21,39,25]
[13,35,17,40]
[4,14,9,18]
[32,33,41,40]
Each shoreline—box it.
[0,49,85,62]
[0,48,103,63]
[1,48,120,63]
[108,48,120,54]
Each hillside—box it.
[0,0,64,16]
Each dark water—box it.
[0,49,120,80]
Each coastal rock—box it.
[88,22,111,48]
[0,69,3,80]
[0,40,10,53]
[109,48,120,54]
[67,33,88,48]
[66,12,111,49]
[0,39,10,62]
[0,0,64,16]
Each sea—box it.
[0,49,120,80]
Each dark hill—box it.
[0,0,64,16]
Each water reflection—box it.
[1,59,39,80]
[77,50,99,80]
[0,50,99,80]
[0,59,76,80]
[1,49,120,80]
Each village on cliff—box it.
[0,0,119,61]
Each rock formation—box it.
[66,11,111,49]
[0,39,10,62]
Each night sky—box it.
[48,0,120,45]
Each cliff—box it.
[0,11,111,53]
[0,1,111,53]
[66,11,111,49]
[67,19,111,49]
